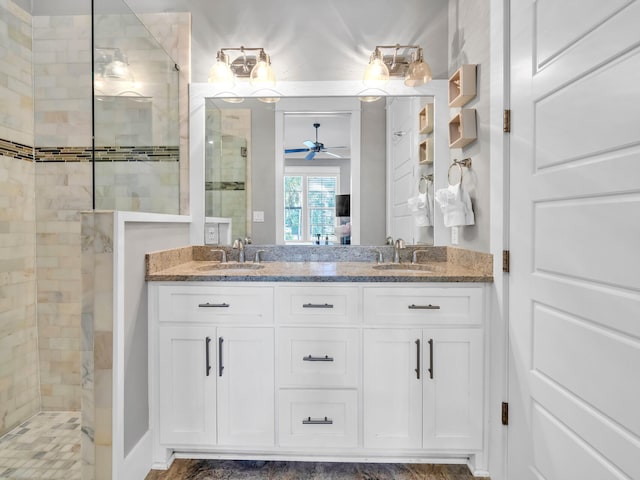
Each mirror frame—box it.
[189,80,448,245]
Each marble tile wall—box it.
[0,0,33,147]
[0,155,39,437]
[0,0,38,437]
[35,162,92,411]
[81,211,115,480]
[32,15,92,148]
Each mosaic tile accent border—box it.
[0,139,180,163]
[0,138,33,162]
[35,145,180,163]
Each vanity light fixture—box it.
[208,46,276,88]
[363,44,432,87]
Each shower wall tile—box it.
[0,0,38,437]
[32,14,92,148]
[0,154,39,437]
[81,211,115,480]
[35,162,92,411]
[0,0,34,147]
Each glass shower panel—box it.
[205,100,251,242]
[92,0,180,213]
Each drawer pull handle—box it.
[218,337,224,377]
[415,339,420,379]
[302,416,333,425]
[303,355,334,362]
[198,302,230,308]
[205,337,212,377]
[408,304,440,310]
[302,303,334,309]
[428,338,434,379]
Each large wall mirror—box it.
[189,81,449,247]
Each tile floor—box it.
[0,412,81,480]
[145,459,490,480]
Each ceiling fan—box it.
[284,123,347,160]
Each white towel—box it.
[407,192,433,227]
[434,183,474,227]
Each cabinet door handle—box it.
[428,338,434,379]
[302,303,334,309]
[303,355,334,362]
[198,302,230,308]
[408,304,440,310]
[393,131,406,137]
[218,337,224,377]
[415,339,420,379]
[205,336,212,377]
[302,416,333,425]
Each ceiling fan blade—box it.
[284,148,310,153]
[324,146,348,150]
[303,140,316,149]
[305,150,316,161]
[325,151,343,158]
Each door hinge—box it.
[502,250,510,273]
[503,109,511,133]
[502,402,509,426]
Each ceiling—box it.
[123,0,449,84]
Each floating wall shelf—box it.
[448,64,477,107]
[449,109,477,149]
[419,138,433,164]
[418,104,434,134]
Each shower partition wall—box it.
[92,0,180,214]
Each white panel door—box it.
[363,328,422,449]
[387,97,416,242]
[423,329,483,450]
[158,327,216,446]
[216,327,275,446]
[509,1,640,479]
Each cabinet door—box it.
[363,328,422,449]
[422,329,483,450]
[158,327,216,446]
[217,327,275,446]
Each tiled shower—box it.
[0,0,187,478]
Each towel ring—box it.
[447,158,472,186]
[418,174,433,194]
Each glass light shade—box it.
[404,59,432,87]
[222,97,244,103]
[208,60,235,87]
[363,57,389,87]
[359,96,381,103]
[250,60,276,87]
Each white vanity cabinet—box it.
[363,286,484,451]
[149,281,487,467]
[153,284,275,449]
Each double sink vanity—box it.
[146,244,493,474]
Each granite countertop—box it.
[145,246,493,283]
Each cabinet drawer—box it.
[279,328,360,387]
[278,389,358,448]
[158,285,274,324]
[275,286,360,324]
[363,286,483,325]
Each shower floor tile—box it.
[0,412,81,480]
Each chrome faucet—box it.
[411,249,430,264]
[232,238,245,263]
[393,238,406,263]
[254,250,265,264]
[374,249,384,264]
[210,249,227,263]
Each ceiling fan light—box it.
[208,51,235,87]
[363,54,389,87]
[250,53,276,87]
